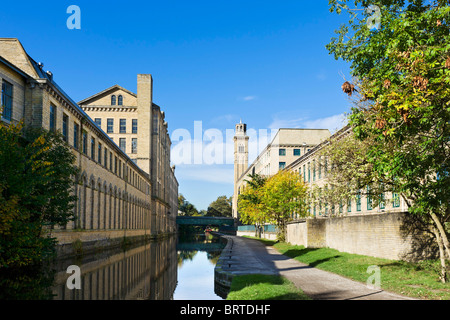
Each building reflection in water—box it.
[51,236,178,300]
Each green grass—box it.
[244,237,450,300]
[226,274,311,300]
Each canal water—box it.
[0,233,226,300]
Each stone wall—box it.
[286,212,436,262]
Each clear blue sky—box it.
[1,0,353,210]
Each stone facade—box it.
[78,75,178,236]
[285,126,408,218]
[286,213,436,261]
[0,38,178,248]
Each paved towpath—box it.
[219,235,416,300]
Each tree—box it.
[178,194,200,216]
[0,120,78,269]
[206,196,232,217]
[327,0,450,281]
[262,170,309,242]
[312,129,398,215]
[178,194,186,209]
[238,174,268,237]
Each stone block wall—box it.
[286,212,436,262]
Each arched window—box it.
[118,95,123,105]
[111,95,116,105]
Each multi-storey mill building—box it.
[0,38,178,252]
[78,75,179,236]
[232,121,331,220]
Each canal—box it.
[0,233,227,300]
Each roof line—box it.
[78,84,137,105]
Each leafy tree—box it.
[178,194,200,216]
[0,120,78,270]
[262,170,309,242]
[327,0,450,281]
[178,194,186,209]
[206,196,232,217]
[312,129,399,214]
[238,174,268,237]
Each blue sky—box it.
[1,0,353,210]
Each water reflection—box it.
[174,233,226,300]
[0,233,226,300]
[51,237,178,300]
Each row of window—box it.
[111,95,124,106]
[311,192,401,217]
[300,159,328,183]
[95,118,138,134]
[51,104,144,191]
[279,148,312,157]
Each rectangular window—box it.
[119,138,126,153]
[393,193,400,208]
[73,123,79,150]
[82,131,88,155]
[279,149,286,156]
[49,104,56,132]
[98,143,102,163]
[347,198,352,213]
[115,156,118,174]
[293,149,301,156]
[91,137,95,160]
[1,80,13,121]
[367,186,372,210]
[104,148,108,167]
[356,191,362,212]
[107,119,114,133]
[318,158,322,179]
[279,162,286,170]
[132,138,137,154]
[62,114,69,142]
[313,160,316,181]
[153,113,159,133]
[95,118,101,128]
[110,151,113,170]
[132,119,138,134]
[303,165,306,183]
[120,119,126,133]
[379,192,385,209]
[308,162,310,182]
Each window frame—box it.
[1,80,13,121]
[107,118,114,133]
[49,104,56,132]
[73,122,79,150]
[132,119,138,134]
[62,113,69,142]
[119,138,126,153]
[132,138,137,154]
[120,119,126,134]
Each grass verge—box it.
[245,236,450,300]
[226,274,311,300]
